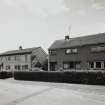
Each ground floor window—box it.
[63,63,69,69]
[63,62,81,69]
[6,65,11,70]
[96,62,101,68]
[75,63,81,69]
[15,65,21,70]
[89,62,94,69]
[89,61,105,69]
[104,62,105,68]
[22,65,28,70]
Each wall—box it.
[49,43,105,70]
[0,54,31,71]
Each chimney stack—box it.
[65,35,70,40]
[19,46,23,50]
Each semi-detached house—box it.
[0,46,47,71]
[48,33,105,71]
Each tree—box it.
[42,59,48,71]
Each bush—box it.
[42,59,48,71]
[0,71,13,79]
[14,71,64,82]
[14,71,105,85]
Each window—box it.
[72,48,77,53]
[63,63,69,69]
[65,48,78,54]
[8,56,11,61]
[22,65,28,70]
[25,65,28,69]
[104,62,105,68]
[50,50,56,55]
[15,65,21,70]
[89,62,94,68]
[14,56,16,61]
[0,57,2,61]
[25,55,28,62]
[65,49,71,54]
[96,62,101,68]
[91,46,105,52]
[63,62,80,69]
[6,65,11,70]
[69,62,75,69]
[75,63,81,69]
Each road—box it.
[0,78,105,105]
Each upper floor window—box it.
[72,48,77,53]
[91,46,105,52]
[15,55,20,61]
[49,50,56,55]
[65,49,71,54]
[25,55,28,62]
[8,56,11,61]
[0,57,2,61]
[65,48,77,54]
[14,56,17,61]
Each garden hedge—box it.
[13,71,105,85]
[0,71,13,79]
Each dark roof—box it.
[49,33,105,50]
[0,47,41,56]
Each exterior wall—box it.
[31,48,48,70]
[0,54,31,71]
[0,47,47,71]
[49,43,105,71]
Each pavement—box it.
[0,78,105,105]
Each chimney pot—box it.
[19,46,23,50]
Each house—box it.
[48,33,105,71]
[0,46,47,71]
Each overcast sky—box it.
[0,0,105,52]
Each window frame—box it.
[95,61,102,69]
[25,55,28,62]
[91,46,105,52]
[72,48,78,53]
[65,49,72,54]
[7,56,11,61]
[89,62,94,69]
[63,63,70,69]
[49,50,56,55]
[65,48,78,54]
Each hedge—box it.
[14,71,105,85]
[0,71,13,79]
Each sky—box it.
[0,0,105,53]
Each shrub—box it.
[0,71,13,79]
[14,71,105,85]
[14,71,64,82]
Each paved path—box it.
[0,78,105,105]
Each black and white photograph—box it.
[0,0,105,105]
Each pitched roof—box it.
[0,47,41,56]
[49,33,105,50]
